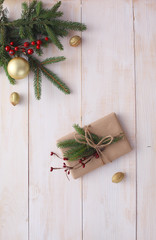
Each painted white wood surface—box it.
[0,0,156,239]
[29,1,82,240]
[81,1,136,239]
[0,1,28,240]
[133,1,156,239]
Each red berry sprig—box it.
[4,37,48,56]
[49,151,99,179]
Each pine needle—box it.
[57,139,83,148]
[4,64,15,84]
[36,1,42,16]
[29,56,70,96]
[50,1,61,13]
[41,56,65,65]
[34,67,42,99]
[45,25,64,50]
[40,64,70,94]
[73,124,85,136]
[64,145,88,161]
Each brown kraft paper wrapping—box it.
[57,113,132,179]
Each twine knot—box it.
[74,125,114,164]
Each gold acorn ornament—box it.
[10,92,20,106]
[7,57,30,80]
[69,35,81,47]
[112,172,125,183]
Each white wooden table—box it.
[0,0,155,239]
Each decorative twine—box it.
[74,125,114,165]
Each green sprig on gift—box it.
[57,124,124,161]
[0,0,87,99]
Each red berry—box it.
[63,158,68,161]
[82,163,85,168]
[68,170,70,175]
[31,41,36,46]
[14,47,19,51]
[9,50,15,55]
[94,153,99,159]
[10,42,14,46]
[50,152,54,156]
[45,37,49,41]
[37,40,42,45]
[22,48,26,52]
[50,167,53,172]
[27,49,34,55]
[24,42,29,47]
[36,45,40,49]
[79,160,82,163]
[5,46,11,51]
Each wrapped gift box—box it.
[57,113,132,179]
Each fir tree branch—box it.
[21,2,28,19]
[40,64,70,94]
[36,1,42,16]
[41,56,65,65]
[34,66,42,99]
[0,0,4,8]
[50,1,61,13]
[27,0,37,18]
[64,145,88,161]
[73,124,85,136]
[45,25,63,50]
[29,56,70,95]
[51,20,87,31]
[4,64,15,84]
[57,139,83,148]
[19,25,25,38]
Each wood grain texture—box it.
[1,0,156,239]
[81,0,136,239]
[0,1,28,240]
[29,1,82,240]
[133,1,156,239]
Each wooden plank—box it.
[133,0,156,239]
[29,1,82,240]
[0,1,28,240]
[81,0,136,239]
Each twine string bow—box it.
[74,125,114,164]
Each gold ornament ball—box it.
[7,57,30,80]
[10,92,20,106]
[112,172,125,183]
[69,35,81,47]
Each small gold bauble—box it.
[112,172,125,183]
[69,35,81,47]
[10,92,20,106]
[7,57,30,80]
